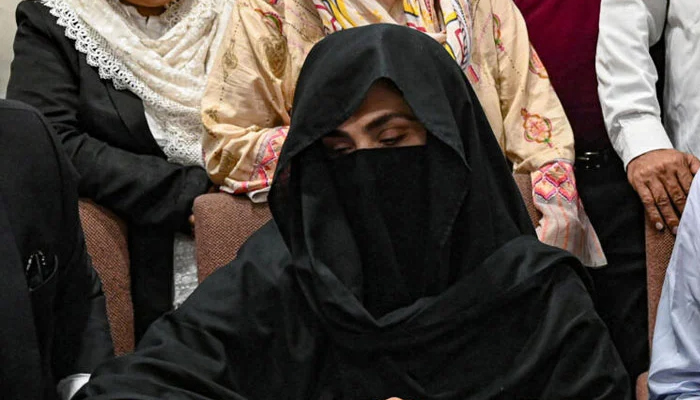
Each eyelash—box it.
[379,131,407,146]
[332,146,353,155]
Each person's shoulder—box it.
[0,99,46,124]
[15,0,62,32]
[0,99,65,171]
[16,0,51,15]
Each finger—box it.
[664,176,688,215]
[189,215,195,227]
[687,153,700,175]
[636,184,665,231]
[648,179,680,234]
[677,165,695,196]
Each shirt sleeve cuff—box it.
[612,114,674,168]
[57,373,90,400]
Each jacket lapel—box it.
[0,193,43,399]
[104,83,165,157]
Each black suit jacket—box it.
[7,0,211,231]
[0,100,114,400]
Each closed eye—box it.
[379,133,407,146]
[321,135,354,158]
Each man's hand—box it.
[627,149,700,234]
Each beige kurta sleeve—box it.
[488,0,574,173]
[470,0,605,266]
[201,0,323,200]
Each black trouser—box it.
[129,226,174,342]
[576,154,649,387]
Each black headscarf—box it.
[78,24,630,400]
[270,21,536,319]
[261,23,629,398]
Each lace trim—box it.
[40,0,215,166]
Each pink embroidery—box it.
[466,64,480,84]
[233,128,288,195]
[533,161,578,202]
[521,108,554,148]
[314,4,342,33]
[255,9,284,34]
[492,14,504,52]
[423,0,435,21]
[528,43,548,79]
[406,22,428,32]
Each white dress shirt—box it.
[597,0,700,168]
[57,374,90,400]
[649,177,700,399]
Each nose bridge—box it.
[354,136,382,150]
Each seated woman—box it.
[7,0,233,339]
[77,25,629,400]
[201,0,605,267]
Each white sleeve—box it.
[596,0,673,168]
[648,178,700,399]
[57,373,90,400]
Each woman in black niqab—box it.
[77,24,630,400]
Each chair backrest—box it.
[513,172,541,227]
[194,193,272,282]
[635,216,676,400]
[645,217,676,344]
[78,199,134,355]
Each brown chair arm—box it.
[193,193,272,282]
[513,172,541,228]
[636,214,675,399]
[645,216,675,346]
[78,199,134,355]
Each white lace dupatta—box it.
[42,0,232,166]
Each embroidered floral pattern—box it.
[532,161,577,202]
[527,43,548,79]
[492,13,503,51]
[234,128,288,194]
[261,36,288,78]
[255,9,284,34]
[521,108,553,147]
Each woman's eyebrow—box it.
[365,112,418,132]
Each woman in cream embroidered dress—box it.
[201,0,606,266]
[8,0,232,338]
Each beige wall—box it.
[0,0,21,97]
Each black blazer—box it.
[7,0,211,231]
[0,100,114,400]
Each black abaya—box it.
[78,24,630,400]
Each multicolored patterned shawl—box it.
[312,0,472,71]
